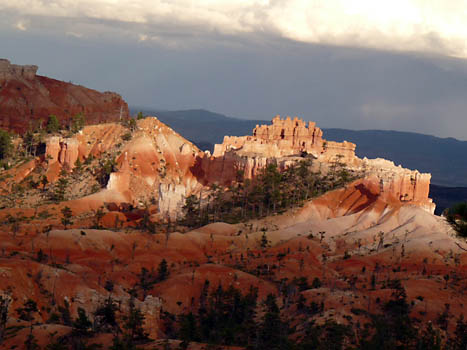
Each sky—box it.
[1,0,467,139]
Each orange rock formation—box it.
[202,115,434,213]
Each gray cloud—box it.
[2,0,467,57]
[1,3,467,141]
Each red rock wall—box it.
[0,59,129,133]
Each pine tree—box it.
[157,259,169,282]
[61,206,73,229]
[46,115,60,134]
[0,130,12,160]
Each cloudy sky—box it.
[2,0,467,139]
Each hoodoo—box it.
[199,115,435,213]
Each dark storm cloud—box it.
[1,1,467,140]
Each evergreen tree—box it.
[61,206,73,229]
[71,113,85,133]
[0,129,12,160]
[72,307,92,337]
[46,115,60,133]
[157,259,169,282]
[258,294,290,350]
[16,299,39,350]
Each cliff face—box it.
[38,115,434,218]
[0,59,129,133]
[42,118,203,219]
[201,115,435,213]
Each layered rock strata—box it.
[0,59,129,133]
[203,115,435,213]
[41,115,435,218]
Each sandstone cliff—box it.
[0,59,129,133]
[201,115,435,213]
[33,115,434,220]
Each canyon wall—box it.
[0,59,129,133]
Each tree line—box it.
[182,159,358,228]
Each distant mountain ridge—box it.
[132,107,467,189]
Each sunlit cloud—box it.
[15,20,28,31]
[66,31,83,38]
[2,0,467,58]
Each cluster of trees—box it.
[2,295,148,350]
[1,263,169,349]
[0,130,12,161]
[0,114,86,168]
[166,280,467,350]
[183,160,358,227]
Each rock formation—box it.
[202,115,435,213]
[37,115,434,219]
[0,58,129,133]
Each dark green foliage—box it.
[46,115,60,134]
[450,315,467,350]
[36,248,48,263]
[61,206,73,229]
[71,113,85,133]
[0,129,12,160]
[359,282,415,350]
[97,157,117,186]
[298,319,352,350]
[16,299,38,322]
[58,300,72,326]
[51,170,69,202]
[16,299,40,350]
[24,332,40,350]
[258,294,291,350]
[415,322,441,350]
[121,296,148,345]
[181,160,359,228]
[445,202,467,237]
[177,283,258,347]
[260,231,269,248]
[181,194,202,227]
[122,117,137,132]
[122,132,132,141]
[136,112,145,120]
[72,307,92,336]
[311,277,322,289]
[157,259,169,282]
[137,260,170,298]
[0,295,9,344]
[94,297,119,333]
[92,206,105,229]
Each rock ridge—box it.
[0,58,129,133]
[203,115,435,213]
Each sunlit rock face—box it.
[204,116,435,213]
[0,58,129,133]
[39,115,434,218]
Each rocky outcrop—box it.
[0,58,38,81]
[37,115,434,217]
[205,116,435,213]
[213,115,357,164]
[0,59,129,133]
